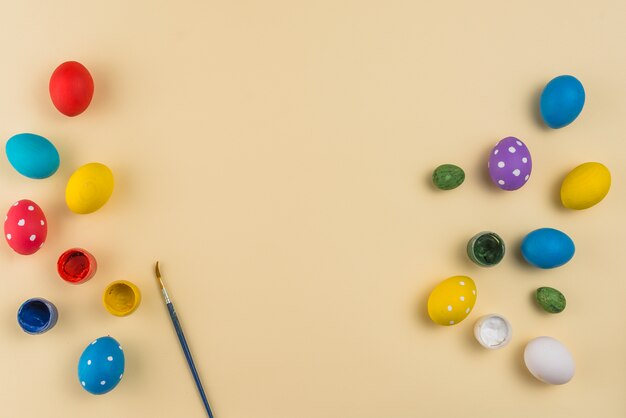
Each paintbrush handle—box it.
[167,302,215,418]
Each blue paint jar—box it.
[17,298,58,334]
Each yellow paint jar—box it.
[103,280,141,316]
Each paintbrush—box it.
[155,261,215,418]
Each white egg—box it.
[524,336,575,384]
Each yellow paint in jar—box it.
[103,280,141,316]
[560,162,610,210]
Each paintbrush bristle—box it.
[155,261,162,279]
[155,261,171,303]
[155,261,166,290]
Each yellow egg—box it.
[427,275,477,326]
[66,162,114,214]
[560,162,610,210]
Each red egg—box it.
[49,61,94,116]
[4,200,48,255]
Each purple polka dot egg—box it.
[488,137,532,191]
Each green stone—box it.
[432,164,465,190]
[536,287,566,313]
[467,231,505,267]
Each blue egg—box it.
[521,228,575,269]
[5,133,60,179]
[78,336,125,395]
[540,75,585,129]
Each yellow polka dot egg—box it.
[427,275,477,326]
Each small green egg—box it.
[535,287,566,313]
[432,164,465,190]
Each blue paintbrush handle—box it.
[167,302,215,418]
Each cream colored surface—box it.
[0,1,625,417]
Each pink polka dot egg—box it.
[4,199,47,255]
[488,136,532,191]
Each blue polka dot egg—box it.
[78,336,125,395]
[488,136,532,191]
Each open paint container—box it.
[467,231,505,267]
[473,314,512,349]
[17,298,58,334]
[57,248,97,284]
[103,280,141,316]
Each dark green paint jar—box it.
[467,231,505,267]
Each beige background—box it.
[0,1,625,417]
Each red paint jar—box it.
[57,248,97,284]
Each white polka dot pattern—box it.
[488,137,532,191]
[427,276,477,326]
[4,199,48,255]
[78,336,125,395]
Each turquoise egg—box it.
[5,133,60,179]
[78,336,125,395]
[540,75,585,129]
[521,228,575,269]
